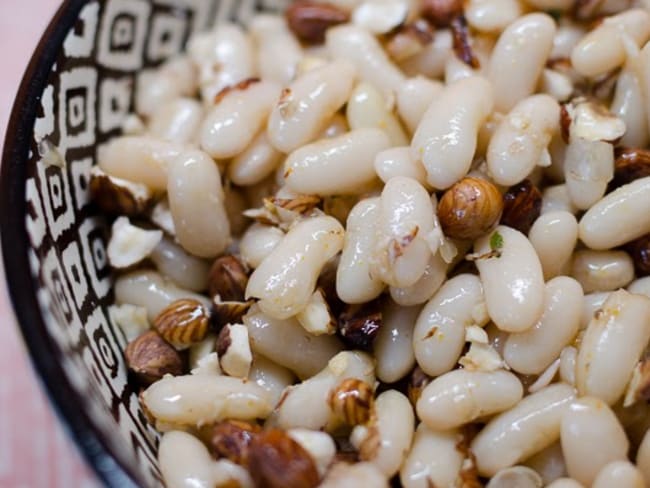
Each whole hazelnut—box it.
[248,429,320,488]
[125,330,184,384]
[152,298,210,350]
[208,255,249,302]
[438,177,504,240]
[500,179,542,234]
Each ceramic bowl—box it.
[0,1,289,485]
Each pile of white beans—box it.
[98,0,650,486]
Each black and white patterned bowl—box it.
[1,1,288,486]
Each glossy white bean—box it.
[570,250,634,293]
[148,98,203,145]
[564,138,614,211]
[629,277,650,298]
[284,128,390,195]
[413,274,488,376]
[523,441,567,485]
[266,60,356,153]
[488,13,556,112]
[471,383,576,477]
[474,226,545,332]
[375,301,419,383]
[504,277,583,375]
[612,59,649,148]
[487,94,560,186]
[150,237,210,292]
[466,0,523,33]
[560,396,629,486]
[579,176,650,250]
[228,131,283,187]
[395,77,444,134]
[417,369,523,430]
[374,146,428,187]
[542,184,578,215]
[529,212,578,280]
[411,76,494,190]
[249,354,295,406]
[249,14,302,84]
[591,461,645,488]
[239,223,284,269]
[159,431,217,488]
[336,197,385,304]
[389,252,447,306]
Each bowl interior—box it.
[1,0,290,486]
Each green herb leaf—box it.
[489,231,504,252]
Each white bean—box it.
[249,14,302,84]
[629,277,650,298]
[504,277,583,375]
[636,428,650,486]
[167,149,230,258]
[326,24,406,98]
[539,68,574,102]
[270,351,374,430]
[135,57,197,117]
[411,76,494,190]
[560,396,629,486]
[143,375,272,426]
[114,270,210,321]
[580,292,610,329]
[551,21,586,60]
[529,212,578,280]
[284,128,390,196]
[159,431,218,488]
[417,369,523,430]
[353,390,414,477]
[559,346,577,386]
[400,424,464,488]
[413,274,488,376]
[239,223,284,269]
[336,197,385,304]
[542,184,578,215]
[150,237,210,292]
[395,77,444,134]
[471,383,576,477]
[389,252,448,306]
[488,13,556,112]
[346,82,408,146]
[576,289,650,405]
[188,24,256,104]
[98,136,182,191]
[249,354,295,406]
[466,0,524,33]
[486,466,543,488]
[374,146,429,187]
[592,461,646,488]
[570,10,650,77]
[399,29,452,79]
[524,442,567,485]
[487,94,560,186]
[200,81,280,159]
[474,226,545,332]
[375,301,419,383]
[564,138,614,211]
[545,479,584,488]
[373,176,435,288]
[148,98,203,145]
[612,58,649,148]
[227,131,284,187]
[579,176,650,249]
[246,216,344,318]
[571,249,634,293]
[267,60,356,153]
[320,462,388,488]
[243,308,343,379]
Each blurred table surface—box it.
[1,0,100,486]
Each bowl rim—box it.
[1,1,142,486]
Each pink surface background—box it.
[1,1,100,486]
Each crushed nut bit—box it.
[212,297,254,329]
[421,0,463,26]
[450,15,480,69]
[216,323,253,379]
[206,420,261,466]
[500,180,542,234]
[248,429,320,488]
[107,216,162,269]
[564,97,626,143]
[125,330,184,384]
[623,357,650,407]
[625,234,650,277]
[407,366,432,406]
[338,301,382,349]
[149,198,176,236]
[286,1,349,44]
[208,255,250,302]
[152,298,210,350]
[329,378,375,427]
[89,166,152,216]
[385,20,434,62]
[459,342,507,372]
[296,288,336,336]
[610,147,650,191]
[108,304,150,341]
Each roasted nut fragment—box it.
[625,234,650,276]
[153,298,210,350]
[216,323,253,379]
[500,180,542,234]
[337,302,382,349]
[407,366,432,406]
[208,255,250,302]
[285,1,349,44]
[107,217,163,269]
[438,177,504,240]
[89,166,152,216]
[565,98,626,143]
[213,77,261,105]
[609,148,650,191]
[212,297,254,329]
[206,420,261,466]
[296,288,336,336]
[125,330,184,384]
[385,20,434,62]
[248,429,320,488]
[450,15,480,68]
[421,0,463,26]
[623,358,650,406]
[560,103,571,144]
[329,378,375,427]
